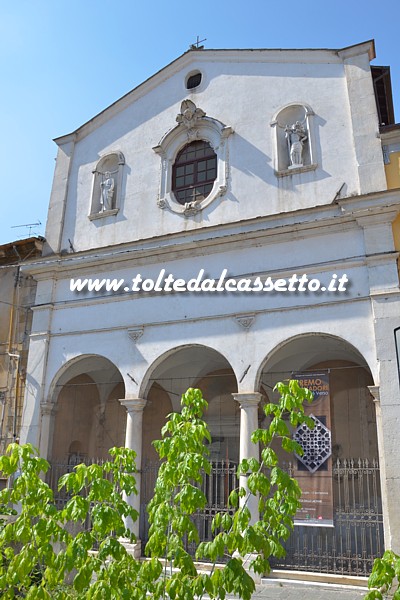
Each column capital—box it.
[118,398,147,413]
[232,392,263,409]
[40,401,58,417]
[368,385,380,403]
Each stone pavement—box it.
[229,579,369,599]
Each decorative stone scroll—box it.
[128,327,144,343]
[176,99,206,137]
[234,314,256,329]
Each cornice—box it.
[380,128,400,144]
[33,254,368,314]
[336,188,400,214]
[19,189,400,278]
[37,295,372,340]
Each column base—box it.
[233,551,262,584]
[120,538,142,560]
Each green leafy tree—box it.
[0,381,313,599]
[0,444,147,598]
[146,383,314,599]
[364,550,400,599]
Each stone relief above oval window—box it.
[270,103,317,177]
[153,100,233,217]
[89,151,125,220]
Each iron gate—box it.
[47,456,383,576]
[47,457,106,536]
[140,457,383,576]
[270,458,383,576]
[140,460,238,556]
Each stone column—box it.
[370,289,400,553]
[368,385,392,550]
[118,398,147,558]
[39,401,57,460]
[232,392,263,524]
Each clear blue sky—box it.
[1,0,399,246]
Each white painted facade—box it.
[21,41,400,566]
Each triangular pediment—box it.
[54,41,374,145]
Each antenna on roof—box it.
[11,221,42,237]
[189,36,206,50]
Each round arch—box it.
[139,344,240,545]
[256,332,378,463]
[255,332,374,392]
[254,332,382,573]
[140,344,239,463]
[139,343,238,400]
[48,353,125,406]
[47,354,126,462]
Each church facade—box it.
[20,40,400,576]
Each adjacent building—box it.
[0,236,44,485]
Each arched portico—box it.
[140,344,240,462]
[255,333,382,576]
[43,354,126,463]
[139,344,263,546]
[255,332,373,387]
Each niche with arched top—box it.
[271,103,317,176]
[89,151,125,218]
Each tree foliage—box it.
[0,381,314,598]
[364,550,400,600]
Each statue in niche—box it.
[100,171,115,211]
[285,121,308,168]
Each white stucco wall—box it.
[24,198,400,444]
[43,44,386,256]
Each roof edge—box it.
[53,40,376,146]
[337,39,375,61]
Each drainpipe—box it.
[6,263,21,444]
[0,392,5,444]
[9,353,21,442]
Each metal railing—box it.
[270,458,383,576]
[140,457,383,576]
[140,459,238,555]
[47,457,106,537]
[48,456,383,577]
